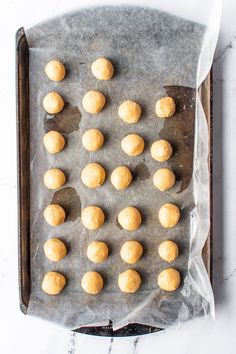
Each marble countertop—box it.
[1,0,236,353]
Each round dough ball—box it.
[43,92,64,114]
[120,240,143,264]
[81,271,103,294]
[151,139,173,162]
[153,168,175,191]
[42,271,66,295]
[111,166,132,190]
[44,168,66,190]
[118,206,142,231]
[91,57,114,80]
[118,100,142,124]
[82,90,106,114]
[43,131,65,154]
[45,60,66,81]
[81,206,105,230]
[121,134,145,157]
[157,268,180,291]
[82,129,104,152]
[44,204,66,227]
[43,238,67,262]
[158,240,179,263]
[118,269,141,293]
[156,97,176,118]
[159,203,180,228]
[87,241,109,263]
[81,163,106,188]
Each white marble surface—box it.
[1,0,236,353]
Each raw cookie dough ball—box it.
[118,269,141,293]
[153,168,175,191]
[43,92,64,114]
[81,206,105,230]
[82,129,104,152]
[42,271,66,295]
[44,204,66,227]
[44,168,66,190]
[81,271,104,294]
[111,166,132,190]
[157,268,180,291]
[156,97,176,118]
[120,240,143,264]
[45,60,66,81]
[87,241,109,263]
[121,134,145,157]
[118,206,142,231]
[81,163,106,188]
[151,139,173,162]
[118,100,142,124]
[43,238,67,262]
[159,203,180,228]
[43,131,65,154]
[158,240,179,263]
[82,90,106,113]
[91,57,114,80]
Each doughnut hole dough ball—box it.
[118,100,142,124]
[43,92,64,114]
[111,166,132,190]
[81,271,104,294]
[44,168,66,190]
[159,203,180,228]
[43,238,67,262]
[157,268,181,291]
[156,96,176,118]
[81,163,106,188]
[158,240,179,263]
[118,269,141,293]
[121,134,145,157]
[118,206,142,231]
[153,168,175,191]
[44,204,66,227]
[82,129,104,152]
[81,206,105,230]
[45,60,66,82]
[87,241,109,263]
[91,57,114,80]
[82,90,106,114]
[42,271,66,295]
[120,240,143,264]
[43,131,65,154]
[151,139,173,162]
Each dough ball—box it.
[118,269,141,293]
[44,204,66,227]
[121,134,145,157]
[43,238,67,262]
[91,57,114,80]
[118,206,142,231]
[43,131,65,154]
[45,60,66,81]
[81,206,105,230]
[81,163,106,188]
[155,97,176,118]
[82,129,104,152]
[120,240,143,264]
[111,166,132,190]
[42,271,66,295]
[43,92,64,114]
[151,139,173,162]
[159,203,180,228]
[81,271,103,294]
[118,100,142,124]
[153,168,175,191]
[157,268,181,291]
[87,241,109,263]
[44,168,66,190]
[158,240,179,263]
[82,90,106,113]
